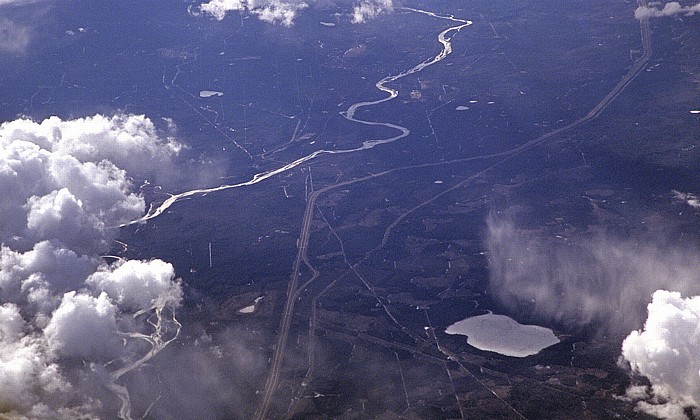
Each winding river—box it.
[123,8,471,226]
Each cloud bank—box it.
[621,290,700,419]
[635,2,700,19]
[0,114,184,418]
[197,0,394,25]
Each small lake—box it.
[445,313,560,357]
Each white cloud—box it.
[254,0,308,26]
[621,290,700,419]
[87,259,182,313]
[199,0,308,25]
[198,0,394,25]
[635,2,700,19]
[0,334,72,415]
[0,240,97,307]
[0,114,185,252]
[44,291,120,360]
[0,303,24,342]
[0,114,185,417]
[25,187,111,253]
[351,0,392,24]
[1,114,183,184]
[199,0,246,20]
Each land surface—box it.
[3,0,699,417]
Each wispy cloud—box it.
[673,190,700,209]
[0,18,30,54]
[0,0,43,5]
[485,215,700,417]
[485,215,700,333]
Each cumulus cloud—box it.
[198,0,308,25]
[0,303,24,342]
[198,0,246,19]
[0,331,73,415]
[0,114,183,184]
[620,290,700,419]
[0,114,185,418]
[485,216,700,333]
[87,259,182,313]
[351,0,392,23]
[0,240,97,307]
[635,2,700,19]
[45,292,120,360]
[255,0,309,25]
[197,0,394,25]
[0,114,186,251]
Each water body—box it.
[124,8,472,226]
[199,90,224,98]
[445,313,560,357]
[238,296,263,314]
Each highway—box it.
[162,9,471,418]
[253,3,653,417]
[115,2,654,417]
[254,168,407,419]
